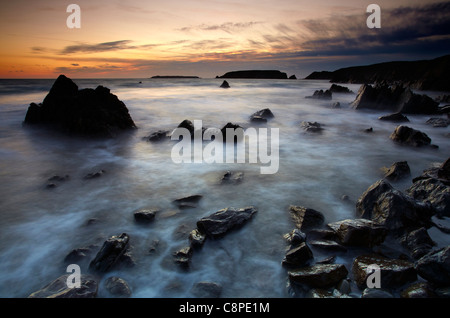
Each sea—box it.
[0,77,448,298]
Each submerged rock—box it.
[378,112,409,122]
[196,206,257,239]
[389,125,432,147]
[145,130,170,142]
[301,121,324,133]
[220,171,244,184]
[23,75,136,137]
[249,108,274,123]
[134,209,158,224]
[89,233,130,273]
[352,254,417,289]
[190,281,222,298]
[288,264,349,288]
[173,246,193,268]
[84,170,106,180]
[104,277,132,298]
[173,194,203,209]
[305,89,332,100]
[382,161,411,181]
[28,274,98,298]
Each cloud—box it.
[179,21,263,34]
[60,40,134,54]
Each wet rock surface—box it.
[89,233,130,273]
[28,274,98,298]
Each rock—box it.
[196,206,257,239]
[84,170,105,179]
[382,161,411,181]
[283,229,307,246]
[221,171,244,184]
[305,89,332,100]
[188,229,207,249]
[221,122,244,142]
[352,254,417,289]
[250,108,274,123]
[327,219,386,247]
[316,256,336,265]
[289,75,297,80]
[173,246,193,268]
[400,227,435,260]
[282,242,314,267]
[364,127,373,133]
[329,84,353,94]
[350,84,438,114]
[356,179,434,232]
[64,245,98,264]
[145,130,170,142]
[407,162,450,217]
[301,121,324,133]
[306,288,350,298]
[177,119,195,135]
[173,194,203,209]
[220,80,230,88]
[332,102,341,108]
[389,125,432,147]
[48,175,70,182]
[191,281,223,298]
[426,117,449,127]
[434,287,450,298]
[23,75,136,137]
[28,274,98,298]
[288,264,349,288]
[361,288,394,298]
[288,205,325,231]
[89,233,130,273]
[415,245,450,286]
[309,240,347,252]
[400,282,436,298]
[134,209,157,223]
[378,112,409,122]
[104,277,132,298]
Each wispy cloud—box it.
[179,21,263,34]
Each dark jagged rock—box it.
[329,84,353,94]
[28,274,98,298]
[400,227,435,260]
[217,70,288,79]
[332,102,341,108]
[356,179,434,232]
[173,246,193,268]
[289,75,297,80]
[309,240,347,252]
[382,161,411,181]
[301,121,324,133]
[389,125,432,147]
[351,84,438,114]
[288,264,349,288]
[221,122,244,142]
[89,233,130,273]
[220,80,230,88]
[23,75,136,137]
[327,219,386,247]
[289,205,325,231]
[435,95,450,103]
[305,89,332,100]
[104,277,132,298]
[352,254,417,289]
[188,229,207,249]
[220,171,244,184]
[134,209,157,223]
[401,282,437,298]
[196,206,257,239]
[249,108,274,123]
[407,158,450,217]
[84,170,105,179]
[177,119,195,135]
[173,194,203,209]
[415,246,450,286]
[145,130,170,142]
[426,117,449,127]
[378,112,409,122]
[282,242,314,267]
[283,229,307,246]
[305,55,450,92]
[191,281,222,298]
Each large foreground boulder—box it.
[196,206,257,239]
[28,274,98,298]
[356,179,434,232]
[24,75,136,137]
[351,84,438,114]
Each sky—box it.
[0,0,449,78]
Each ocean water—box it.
[0,78,448,298]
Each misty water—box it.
[0,78,448,298]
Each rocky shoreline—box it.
[23,75,450,298]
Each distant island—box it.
[216,70,289,79]
[151,76,200,79]
[305,55,450,91]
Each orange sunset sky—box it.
[1,0,449,78]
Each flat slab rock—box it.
[288,264,349,288]
[327,218,387,247]
[196,206,257,239]
[28,274,98,298]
